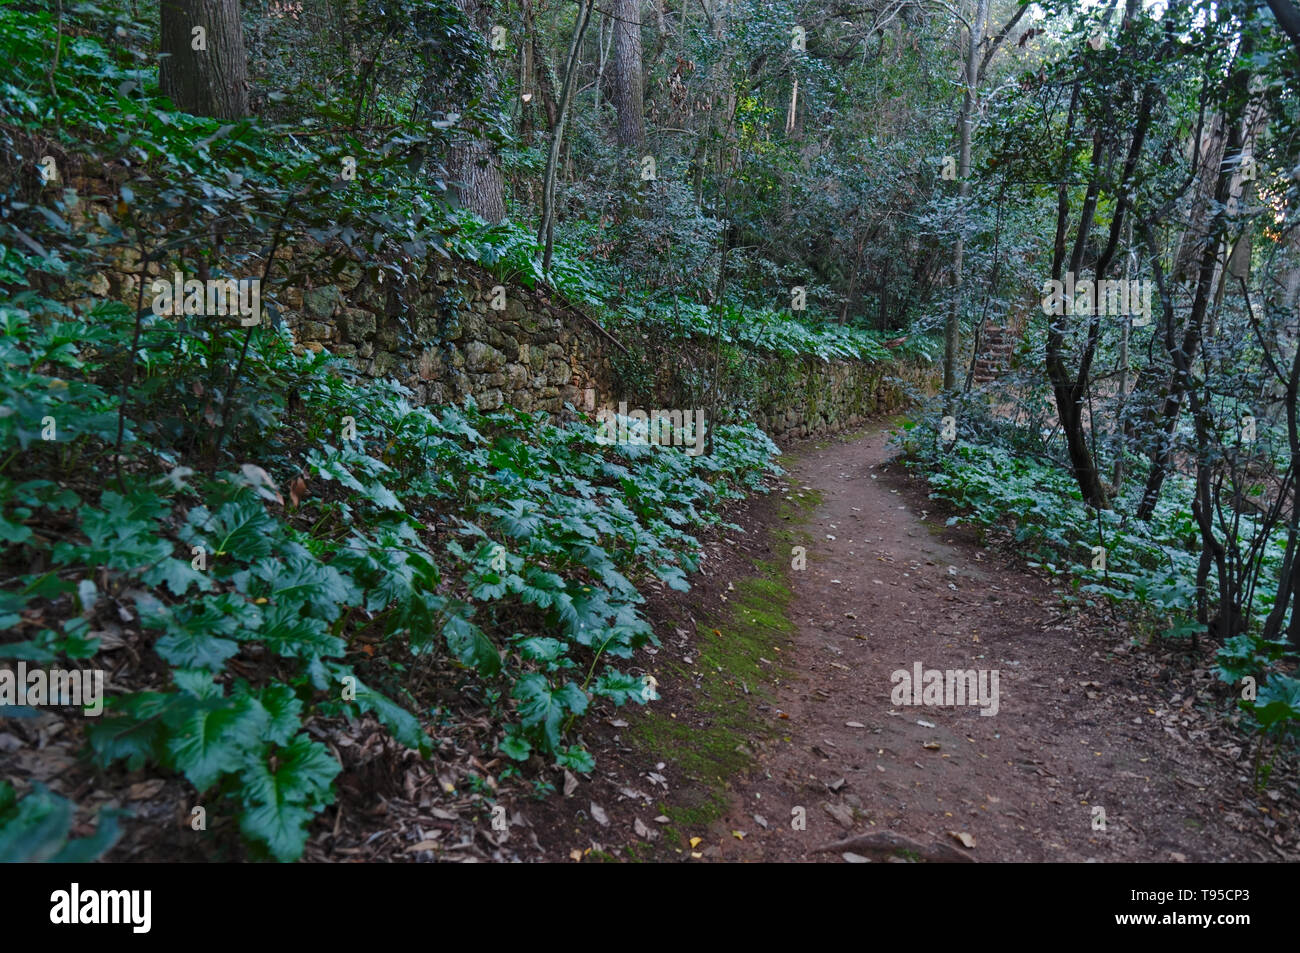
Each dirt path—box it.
[690,423,1291,863]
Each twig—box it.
[562,297,630,355]
[213,187,307,455]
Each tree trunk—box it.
[1265,0,1300,62]
[523,0,560,132]
[447,0,506,223]
[942,0,989,403]
[159,0,249,120]
[1137,57,1250,519]
[539,0,596,269]
[1110,222,1135,494]
[1044,91,1110,509]
[611,0,646,149]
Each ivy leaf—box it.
[514,674,587,752]
[1243,675,1300,730]
[443,613,501,676]
[258,554,357,621]
[0,781,72,862]
[251,684,303,746]
[147,593,261,672]
[192,498,277,563]
[359,481,401,510]
[164,696,269,792]
[516,636,566,664]
[469,570,510,601]
[238,736,340,862]
[141,557,213,597]
[498,728,531,761]
[0,782,122,863]
[350,679,431,756]
[488,499,545,539]
[555,745,595,773]
[259,603,346,659]
[0,514,32,545]
[592,669,650,705]
[654,564,690,592]
[307,447,366,491]
[153,628,240,673]
[86,692,185,771]
[172,668,223,700]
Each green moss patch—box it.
[626,488,819,845]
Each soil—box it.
[522,419,1299,863]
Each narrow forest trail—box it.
[684,422,1290,863]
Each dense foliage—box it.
[0,2,788,859]
[1,246,779,860]
[2,0,1298,862]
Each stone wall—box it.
[38,150,931,444]
[278,252,617,416]
[271,252,931,441]
[68,223,929,441]
[747,353,928,439]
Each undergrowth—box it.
[898,417,1300,765]
[0,4,791,861]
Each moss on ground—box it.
[626,486,819,848]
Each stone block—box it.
[340,307,376,339]
[465,340,505,372]
[300,320,331,341]
[303,285,341,318]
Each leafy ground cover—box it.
[0,6,805,861]
[899,418,1300,777]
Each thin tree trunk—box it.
[1110,221,1135,493]
[539,0,596,270]
[1045,101,1112,509]
[1137,56,1250,519]
[942,0,989,404]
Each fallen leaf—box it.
[689,836,703,848]
[917,719,936,728]
[949,831,976,849]
[824,802,854,828]
[405,839,441,853]
[590,802,609,826]
[842,852,871,863]
[127,779,165,800]
[563,770,578,797]
[846,721,866,728]
[238,463,283,504]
